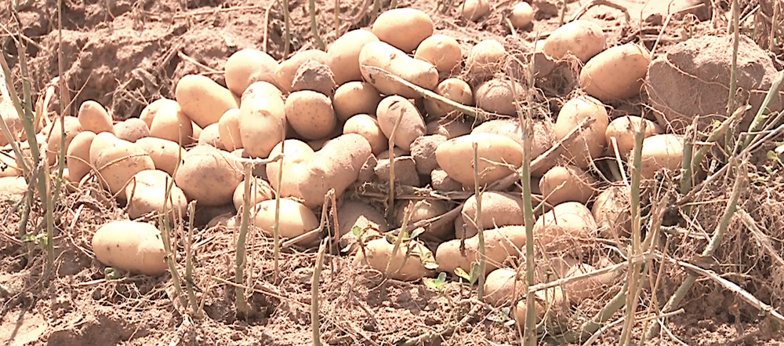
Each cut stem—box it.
[235,163,253,317]
[309,0,326,50]
[472,142,486,300]
[312,240,326,346]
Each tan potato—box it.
[634,134,684,179]
[436,226,526,275]
[125,170,188,220]
[191,123,202,143]
[354,237,435,281]
[435,133,524,186]
[198,123,227,150]
[91,220,167,276]
[605,116,662,160]
[414,35,462,73]
[78,100,114,134]
[135,137,184,176]
[46,116,81,165]
[543,20,605,63]
[89,133,155,200]
[562,263,617,304]
[0,106,25,147]
[513,287,567,329]
[394,199,452,240]
[466,40,506,77]
[285,90,337,140]
[275,49,329,93]
[239,82,286,158]
[423,78,474,118]
[580,43,652,101]
[460,0,491,21]
[484,268,522,307]
[290,60,337,97]
[224,49,279,96]
[462,192,525,232]
[431,168,463,192]
[471,119,554,169]
[175,75,239,128]
[266,139,315,197]
[372,8,434,53]
[510,2,534,29]
[333,82,382,122]
[327,30,380,85]
[592,185,631,238]
[343,114,388,155]
[0,176,27,202]
[147,99,193,146]
[359,41,439,99]
[0,154,22,178]
[174,145,242,206]
[554,96,609,168]
[533,202,597,251]
[218,109,242,151]
[114,118,150,143]
[539,165,595,205]
[474,78,524,116]
[254,198,320,245]
[376,96,426,151]
[232,177,275,211]
[66,131,96,183]
[410,134,446,175]
[374,156,420,186]
[426,118,472,139]
[338,200,387,254]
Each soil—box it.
[2,0,784,345]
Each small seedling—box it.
[455,262,481,287]
[423,272,447,291]
[104,267,122,280]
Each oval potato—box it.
[285,90,337,140]
[174,145,242,206]
[78,100,113,134]
[435,133,523,186]
[580,43,652,101]
[539,165,595,205]
[224,49,279,96]
[423,78,474,118]
[91,220,167,275]
[605,116,661,160]
[372,8,434,53]
[359,41,439,99]
[333,82,382,122]
[376,96,425,151]
[125,170,188,220]
[543,20,605,62]
[414,34,462,73]
[175,75,239,128]
[327,30,380,85]
[554,96,609,168]
[239,82,286,158]
[148,99,193,146]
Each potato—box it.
[372,8,434,53]
[239,82,286,158]
[374,156,421,186]
[435,133,524,186]
[426,118,471,139]
[484,268,522,307]
[266,139,315,197]
[376,96,426,151]
[285,90,337,140]
[562,263,617,304]
[475,78,524,116]
[510,2,534,29]
[533,202,597,251]
[461,0,491,21]
[513,287,566,329]
[66,131,96,183]
[0,106,25,147]
[114,118,150,143]
[554,96,609,168]
[333,82,382,122]
[217,109,242,151]
[191,123,202,143]
[471,119,554,171]
[275,50,329,93]
[337,200,389,253]
[543,20,605,62]
[410,134,446,175]
[175,75,239,128]
[343,114,387,155]
[436,226,526,275]
[254,198,320,244]
[0,176,27,202]
[125,170,188,220]
[91,220,167,276]
[431,168,463,192]
[224,48,279,96]
[580,43,652,101]
[198,123,227,150]
[291,60,337,97]
[359,41,439,99]
[0,154,22,178]
[414,35,462,73]
[354,237,434,281]
[592,185,631,238]
[89,133,155,200]
[232,176,275,211]
[147,99,193,146]
[394,199,452,240]
[174,145,242,206]
[605,116,662,160]
[77,100,113,134]
[135,137,184,176]
[466,40,506,77]
[539,165,595,205]
[462,192,525,232]
[423,78,474,118]
[46,116,81,165]
[327,30,380,85]
[634,134,684,179]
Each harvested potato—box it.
[285,90,337,140]
[436,226,526,275]
[539,165,595,205]
[78,100,114,134]
[337,200,388,252]
[290,60,337,97]
[114,118,150,143]
[174,145,242,206]
[461,0,491,21]
[431,168,464,192]
[126,170,188,220]
[372,8,434,53]
[275,50,329,93]
[435,133,523,186]
[605,116,662,160]
[410,134,446,175]
[634,134,684,179]
[343,114,387,155]
[475,78,524,116]
[510,2,534,29]
[327,29,380,85]
[224,48,279,96]
[217,109,242,151]
[46,116,81,165]
[0,154,22,178]
[394,199,452,240]
[376,96,426,151]
[266,139,315,197]
[414,35,462,73]
[198,123,227,150]
[135,137,184,176]
[175,75,239,128]
[239,82,286,158]
[359,41,439,99]
[426,118,472,139]
[543,20,605,62]
[0,107,25,147]
[471,119,554,170]
[592,185,631,238]
[562,263,617,304]
[146,99,193,146]
[66,131,96,183]
[89,133,155,200]
[333,82,382,122]
[554,96,609,168]
[232,176,275,211]
[484,268,522,307]
[513,287,566,329]
[92,220,167,276]
[423,78,474,118]
[0,176,27,202]
[462,192,525,232]
[254,198,320,244]
[533,202,597,251]
[580,43,652,101]
[374,156,421,186]
[354,237,435,281]
[466,40,506,77]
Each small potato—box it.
[376,96,426,151]
[605,116,661,160]
[423,78,474,118]
[239,82,286,158]
[436,226,526,275]
[66,131,96,183]
[89,133,155,200]
[125,170,188,220]
[580,44,652,101]
[466,40,506,77]
[327,30,380,85]
[290,60,337,97]
[232,177,275,211]
[46,116,81,165]
[174,145,242,206]
[147,99,193,146]
[484,268,522,307]
[359,41,439,99]
[254,198,320,244]
[426,118,472,139]
[543,20,605,63]
[554,96,609,168]
[461,0,491,21]
[285,90,337,140]
[198,123,227,150]
[135,137,184,176]
[539,165,595,205]
[343,114,387,155]
[175,75,239,128]
[275,49,329,93]
[394,199,452,240]
[410,134,446,175]
[435,133,524,186]
[533,202,597,251]
[114,118,150,143]
[414,35,462,73]
[78,100,114,134]
[374,156,420,186]
[91,221,167,276]
[462,192,525,233]
[634,134,684,179]
[355,237,435,281]
[224,49,279,96]
[333,82,382,122]
[474,78,524,116]
[218,109,243,151]
[372,8,434,53]
[592,185,631,238]
[509,2,534,29]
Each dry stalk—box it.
[471,142,486,300]
[309,0,326,50]
[235,163,253,317]
[385,106,406,222]
[312,240,327,346]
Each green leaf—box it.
[455,267,471,281]
[410,227,425,239]
[422,272,447,291]
[104,267,122,280]
[352,226,365,237]
[468,262,481,285]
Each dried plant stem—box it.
[741,71,784,149]
[282,0,291,58]
[471,142,486,300]
[235,164,253,317]
[312,240,326,346]
[770,0,780,51]
[727,0,740,116]
[160,177,188,309]
[386,108,405,222]
[273,139,285,281]
[309,0,326,50]
[185,201,202,319]
[334,0,340,38]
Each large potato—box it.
[423,78,474,118]
[605,116,661,160]
[533,202,597,251]
[554,96,609,168]
[484,268,522,307]
[436,226,526,275]
[372,8,433,53]
[224,49,279,96]
[343,114,388,155]
[290,60,336,97]
[634,134,684,179]
[462,192,525,232]
[254,198,320,244]
[475,78,524,116]
[175,75,239,128]
[147,99,193,146]
[471,119,554,169]
[461,0,491,21]
[466,40,506,77]
[89,133,155,200]
[359,41,439,99]
[580,43,652,101]
[327,30,380,85]
[239,82,286,158]
[354,237,434,281]
[125,170,188,220]
[135,137,184,176]
[376,96,425,151]
[414,35,462,73]
[218,109,242,151]
[275,50,330,93]
[91,220,167,276]
[543,20,605,62]
[174,145,242,206]
[435,133,524,186]
[66,131,96,183]
[539,165,595,205]
[333,82,382,122]
[285,90,337,140]
[78,100,113,134]
[114,118,150,143]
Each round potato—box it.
[89,133,155,200]
[394,199,452,240]
[266,139,315,197]
[254,198,320,245]
[355,237,434,281]
[372,8,434,53]
[484,268,522,307]
[462,191,525,232]
[423,78,474,118]
[115,118,150,143]
[175,75,239,128]
[543,20,605,62]
[337,200,389,254]
[592,185,631,238]
[327,30,380,85]
[539,165,595,205]
[533,201,597,251]
[232,176,275,211]
[554,96,609,168]
[239,82,286,158]
[466,40,507,77]
[147,99,193,146]
[343,114,388,155]
[431,168,464,192]
[374,156,420,186]
[224,48,279,96]
[174,145,242,206]
[475,78,524,116]
[198,123,227,150]
[435,133,524,186]
[359,41,439,99]
[376,96,426,151]
[92,220,167,276]
[333,82,382,122]
[285,90,337,140]
[634,134,684,179]
[414,34,462,73]
[436,226,526,275]
[461,0,491,21]
[78,100,114,134]
[580,43,652,101]
[605,116,661,160]
[125,170,188,220]
[275,49,329,93]
[135,137,184,176]
[510,2,534,29]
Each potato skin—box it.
[414,35,463,73]
[372,8,434,53]
[125,170,188,220]
[46,116,82,165]
[224,49,279,96]
[343,114,388,155]
[175,75,239,128]
[461,0,491,21]
[78,100,114,134]
[239,82,286,158]
[423,78,474,118]
[484,268,522,307]
[539,165,595,205]
[533,202,597,251]
[436,226,526,275]
[543,20,605,63]
[359,41,439,99]
[89,133,155,200]
[435,133,524,186]
[198,123,227,150]
[232,177,275,212]
[376,96,426,151]
[333,82,382,122]
[554,96,609,168]
[634,134,684,179]
[66,131,96,183]
[355,237,434,281]
[327,30,380,85]
[605,116,661,160]
[135,137,184,176]
[410,134,446,175]
[92,220,168,276]
[114,118,150,143]
[592,185,631,238]
[285,90,337,140]
[475,78,524,116]
[275,49,330,93]
[174,145,242,206]
[266,139,315,197]
[426,119,471,139]
[218,108,242,151]
[254,198,320,244]
[462,192,525,232]
[466,40,506,77]
[510,2,534,29]
[580,43,652,101]
[147,99,193,146]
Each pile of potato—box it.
[0,5,689,330]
